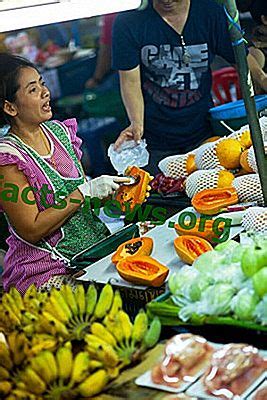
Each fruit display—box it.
[158,153,197,179]
[150,173,186,195]
[0,283,161,399]
[173,235,213,265]
[116,256,169,287]
[111,237,153,264]
[191,187,239,215]
[157,120,266,211]
[147,234,267,329]
[115,166,153,211]
[185,169,235,198]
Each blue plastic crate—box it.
[58,55,96,97]
[209,94,267,120]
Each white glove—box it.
[78,175,130,200]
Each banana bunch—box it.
[13,343,109,399]
[0,285,46,334]
[35,282,118,341]
[0,330,32,398]
[85,299,162,368]
[0,283,162,399]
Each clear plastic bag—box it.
[108,139,149,174]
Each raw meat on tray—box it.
[151,333,214,388]
[203,343,267,398]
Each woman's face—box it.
[12,67,52,126]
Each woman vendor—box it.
[0,53,128,294]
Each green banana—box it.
[85,284,98,318]
[94,284,114,319]
[74,285,86,318]
[61,284,78,317]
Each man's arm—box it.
[114,66,145,149]
[247,52,267,94]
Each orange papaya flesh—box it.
[116,256,169,287]
[174,235,213,265]
[111,237,153,264]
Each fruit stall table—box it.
[76,207,244,317]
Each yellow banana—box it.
[61,284,78,317]
[2,304,21,327]
[70,351,90,383]
[50,288,72,321]
[10,389,37,400]
[3,292,22,317]
[20,366,46,395]
[42,311,69,338]
[21,310,38,325]
[118,310,133,343]
[103,315,124,344]
[9,286,24,308]
[109,290,123,320]
[131,309,148,343]
[99,343,119,368]
[107,366,119,379]
[56,343,73,381]
[85,284,98,318]
[41,350,58,382]
[77,369,108,397]
[85,339,119,368]
[30,351,56,385]
[9,331,28,365]
[90,322,117,347]
[44,296,69,323]
[85,333,109,347]
[88,359,103,371]
[0,365,10,380]
[0,380,12,396]
[27,338,57,357]
[0,342,13,370]
[94,284,114,320]
[74,285,86,318]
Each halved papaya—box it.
[116,256,169,287]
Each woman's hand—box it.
[114,122,143,151]
[78,175,131,199]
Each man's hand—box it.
[114,122,143,151]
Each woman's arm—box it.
[114,66,144,149]
[0,165,84,244]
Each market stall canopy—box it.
[0,0,141,33]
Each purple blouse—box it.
[0,119,83,294]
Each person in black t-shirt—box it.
[112,0,265,174]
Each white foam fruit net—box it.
[185,169,221,198]
[158,153,190,178]
[247,146,257,172]
[242,207,267,232]
[233,174,264,206]
[194,139,226,170]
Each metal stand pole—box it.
[224,0,267,206]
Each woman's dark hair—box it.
[0,52,37,127]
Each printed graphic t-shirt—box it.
[112,0,236,151]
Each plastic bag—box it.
[108,139,149,174]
